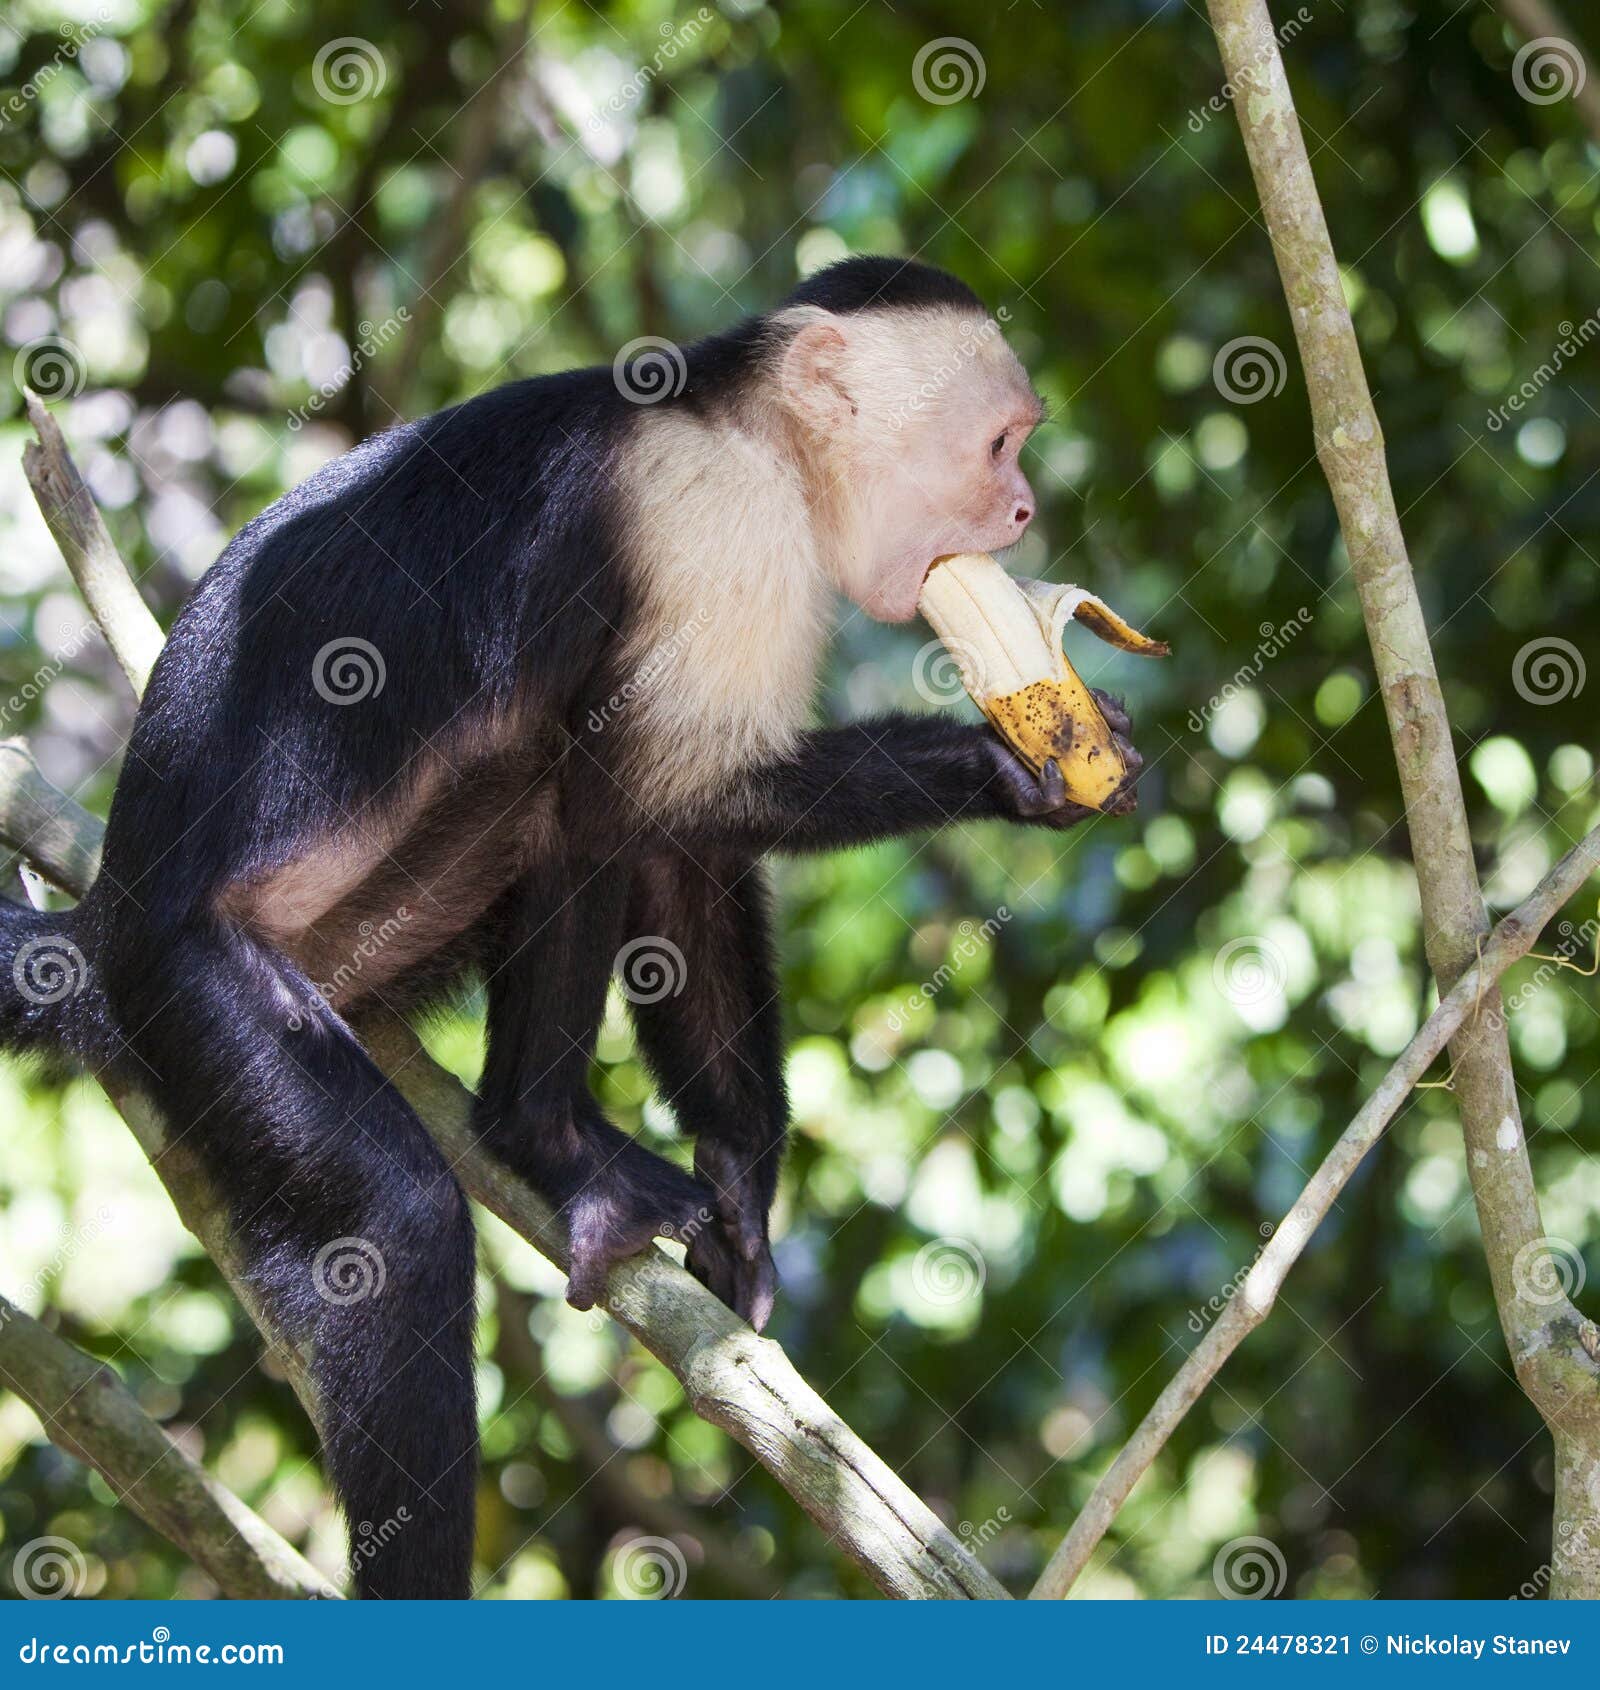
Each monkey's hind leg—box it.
[624,850,785,1330]
[104,923,478,1599]
[474,859,742,1315]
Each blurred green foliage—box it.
[0,0,1598,1600]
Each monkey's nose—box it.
[1014,505,1032,525]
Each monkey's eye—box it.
[990,431,1008,459]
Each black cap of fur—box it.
[782,254,985,317]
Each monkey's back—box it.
[91,372,636,935]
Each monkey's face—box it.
[851,324,1042,622]
[780,307,1042,623]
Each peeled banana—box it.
[917,552,1169,811]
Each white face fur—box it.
[777,303,1043,620]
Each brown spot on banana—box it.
[917,552,1169,811]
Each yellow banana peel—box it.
[917,552,1169,811]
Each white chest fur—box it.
[615,407,835,814]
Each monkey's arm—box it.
[699,709,1135,855]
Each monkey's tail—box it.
[0,895,113,1067]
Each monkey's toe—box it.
[686,1227,779,1332]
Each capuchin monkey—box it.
[0,256,1141,1597]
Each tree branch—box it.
[1205,0,1600,1596]
[1030,823,1600,1598]
[1494,0,1600,150]
[3,421,1007,1601]
[21,392,165,692]
[0,1295,339,1599]
[373,0,542,415]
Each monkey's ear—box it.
[779,320,856,432]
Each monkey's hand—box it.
[685,1140,779,1333]
[985,690,1143,825]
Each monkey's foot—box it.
[563,1147,726,1316]
[686,1140,779,1332]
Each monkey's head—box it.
[774,257,1042,622]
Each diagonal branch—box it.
[20,392,164,692]
[1029,823,1600,1598]
[0,1295,340,1599]
[371,0,542,415]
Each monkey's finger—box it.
[1038,758,1068,810]
[713,1188,766,1263]
[1112,731,1144,778]
[1091,688,1132,738]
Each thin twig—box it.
[1494,0,1600,149]
[1029,824,1600,1598]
